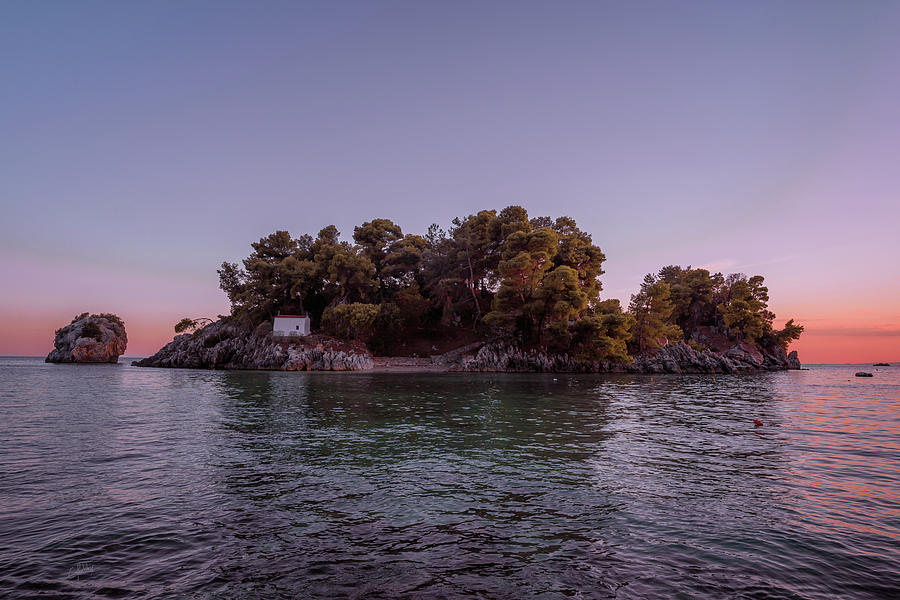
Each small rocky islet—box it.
[46,313,128,364]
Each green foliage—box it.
[687,340,708,352]
[657,265,721,332]
[448,209,503,321]
[174,318,196,334]
[80,321,103,341]
[382,234,427,286]
[353,218,403,271]
[218,230,307,322]
[534,265,588,342]
[93,313,124,328]
[69,312,123,327]
[628,274,683,354]
[214,210,797,361]
[369,302,404,354]
[393,282,430,329]
[314,240,377,304]
[322,303,380,341]
[570,299,634,363]
[717,275,772,343]
[641,266,801,350]
[481,214,613,351]
[550,217,606,300]
[218,227,376,324]
[353,219,410,298]
[174,317,212,334]
[486,227,560,336]
[498,205,531,238]
[215,207,624,357]
[774,319,804,349]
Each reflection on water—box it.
[0,359,898,599]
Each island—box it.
[47,313,128,363]
[136,206,803,373]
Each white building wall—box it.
[273,316,310,337]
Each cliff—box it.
[46,314,128,363]
[459,340,799,374]
[458,343,617,373]
[628,341,800,374]
[133,319,373,371]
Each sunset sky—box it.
[2,1,899,362]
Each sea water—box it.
[1,358,897,598]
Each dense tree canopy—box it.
[628,274,683,355]
[217,208,802,361]
[633,265,803,352]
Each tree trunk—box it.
[466,251,481,321]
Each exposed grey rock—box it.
[133,319,373,371]
[432,342,484,367]
[458,343,615,373]
[459,340,801,374]
[46,314,127,363]
[630,342,727,374]
[629,341,801,374]
[725,342,764,368]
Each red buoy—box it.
[753,419,763,427]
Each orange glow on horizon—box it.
[0,309,190,358]
[3,309,898,364]
[790,335,900,365]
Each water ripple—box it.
[0,359,898,598]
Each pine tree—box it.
[628,274,683,354]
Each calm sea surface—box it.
[0,358,898,599]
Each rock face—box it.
[459,343,612,373]
[133,319,373,371]
[629,341,800,374]
[46,314,127,363]
[459,340,801,374]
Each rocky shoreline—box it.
[459,340,799,374]
[132,319,372,371]
[134,318,799,374]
